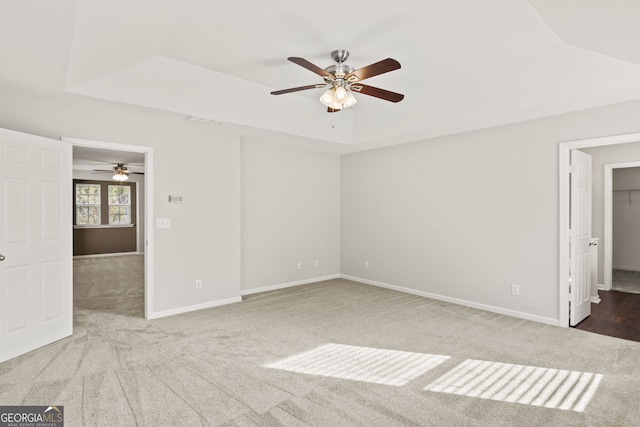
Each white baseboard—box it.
[147,296,242,319]
[612,266,640,272]
[597,284,607,291]
[240,274,341,296]
[341,275,560,326]
[590,295,602,304]
[74,252,143,259]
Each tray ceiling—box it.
[3,0,640,151]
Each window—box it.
[75,183,101,225]
[73,180,135,227]
[108,185,130,224]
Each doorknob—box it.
[0,254,5,261]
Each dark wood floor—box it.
[574,290,640,342]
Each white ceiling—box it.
[3,0,640,153]
[72,146,145,172]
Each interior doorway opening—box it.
[603,162,640,293]
[65,138,154,319]
[559,132,640,327]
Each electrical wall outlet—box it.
[297,262,302,270]
[511,284,520,296]
[195,279,202,289]
[364,261,369,269]
[315,260,319,267]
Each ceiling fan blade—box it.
[350,84,404,103]
[288,57,334,79]
[327,107,341,113]
[271,84,328,95]
[345,58,401,82]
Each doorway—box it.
[604,162,640,293]
[65,137,154,319]
[559,132,640,327]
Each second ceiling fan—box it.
[271,49,404,113]
[93,163,144,181]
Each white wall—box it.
[9,79,640,325]
[612,168,640,271]
[73,170,146,253]
[0,85,242,314]
[581,143,640,283]
[342,98,640,324]
[241,142,340,292]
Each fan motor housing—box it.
[331,49,349,63]
[324,64,355,81]
[325,49,354,80]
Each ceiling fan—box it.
[92,163,144,181]
[271,49,404,113]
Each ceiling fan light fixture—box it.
[320,89,335,105]
[319,93,343,110]
[319,86,357,110]
[334,86,347,100]
[343,91,358,108]
[272,50,403,113]
[112,172,128,181]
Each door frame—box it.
[603,161,640,291]
[559,132,640,327]
[64,137,155,319]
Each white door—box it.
[0,128,72,363]
[569,149,592,326]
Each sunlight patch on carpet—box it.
[424,359,603,412]
[264,343,450,386]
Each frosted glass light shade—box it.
[334,86,347,100]
[319,86,357,110]
[343,91,357,107]
[320,89,334,105]
[112,173,128,181]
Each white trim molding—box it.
[148,296,242,319]
[240,274,341,296]
[73,252,143,259]
[341,275,560,326]
[73,224,135,229]
[612,266,640,272]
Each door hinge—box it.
[568,165,576,174]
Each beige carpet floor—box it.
[0,255,639,426]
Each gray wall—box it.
[342,99,640,323]
[0,85,242,314]
[8,79,640,323]
[0,83,341,315]
[241,142,340,290]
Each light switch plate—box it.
[156,218,171,229]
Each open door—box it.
[0,128,72,363]
[569,149,592,326]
